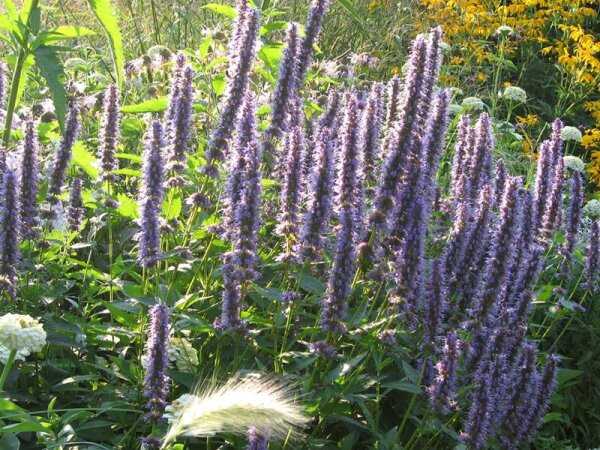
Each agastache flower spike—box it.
[47,104,80,204]
[560,169,583,278]
[540,152,565,239]
[246,427,269,450]
[98,84,120,182]
[428,332,461,415]
[466,112,494,203]
[449,115,471,202]
[137,121,165,269]
[204,7,260,177]
[360,82,384,186]
[263,23,300,159]
[299,127,334,261]
[20,119,40,237]
[165,52,187,126]
[296,0,330,80]
[66,178,84,232]
[335,92,362,211]
[143,303,170,425]
[167,65,194,185]
[276,126,304,239]
[0,166,21,299]
[384,75,401,131]
[583,221,599,292]
[494,158,507,208]
[216,263,245,332]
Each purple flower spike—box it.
[20,119,40,237]
[215,263,245,332]
[299,127,334,261]
[335,92,362,211]
[204,7,260,176]
[66,178,84,232]
[384,75,401,131]
[143,303,170,425]
[0,166,21,299]
[276,126,304,239]
[522,355,559,443]
[246,427,269,450]
[47,104,80,203]
[466,112,495,203]
[540,151,565,239]
[263,22,300,158]
[167,64,194,185]
[560,169,583,278]
[428,332,461,415]
[583,221,599,292]
[98,84,120,182]
[297,0,330,80]
[360,82,384,185]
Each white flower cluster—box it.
[501,86,527,103]
[496,25,514,35]
[561,126,583,142]
[583,199,600,219]
[169,337,199,373]
[0,314,46,360]
[563,155,586,172]
[0,346,27,365]
[461,97,485,110]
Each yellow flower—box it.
[516,114,540,127]
[477,73,488,82]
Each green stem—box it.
[0,349,17,392]
[395,351,428,443]
[3,49,27,146]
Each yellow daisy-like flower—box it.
[517,114,540,127]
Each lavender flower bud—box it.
[66,178,84,232]
[143,303,170,424]
[297,0,330,80]
[560,169,583,278]
[276,126,304,238]
[583,220,599,292]
[98,84,120,181]
[204,7,260,176]
[0,167,21,299]
[20,119,40,237]
[47,104,80,203]
[428,332,461,414]
[299,127,334,261]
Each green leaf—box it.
[34,26,96,46]
[0,434,20,450]
[258,43,284,69]
[33,45,67,130]
[202,3,237,18]
[71,141,99,178]
[86,0,123,87]
[2,0,18,20]
[117,193,138,219]
[334,0,367,35]
[121,97,167,114]
[163,194,181,220]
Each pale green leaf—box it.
[202,3,237,18]
[71,141,99,178]
[121,97,167,114]
[117,193,138,218]
[33,45,67,130]
[86,0,123,87]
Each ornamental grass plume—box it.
[98,84,120,182]
[0,166,21,299]
[204,6,259,177]
[47,104,80,204]
[560,169,583,278]
[66,178,84,232]
[143,303,170,430]
[19,119,40,237]
[162,374,307,448]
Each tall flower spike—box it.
[263,22,300,159]
[494,158,507,208]
[466,112,494,204]
[540,152,565,239]
[20,119,40,237]
[360,82,384,186]
[296,0,330,80]
[560,169,583,278]
[246,427,269,450]
[167,64,194,185]
[384,75,401,131]
[0,166,21,299]
[143,303,170,425]
[137,121,165,269]
[449,115,471,201]
[216,263,244,331]
[299,127,334,261]
[66,178,84,232]
[98,84,120,182]
[535,120,564,230]
[583,221,599,292]
[166,52,187,126]
[276,126,304,240]
[428,332,461,415]
[533,141,552,228]
[47,104,80,204]
[204,7,260,177]
[230,94,262,283]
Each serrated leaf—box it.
[86,0,123,87]
[202,3,237,17]
[34,45,67,130]
[71,141,99,178]
[36,25,96,45]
